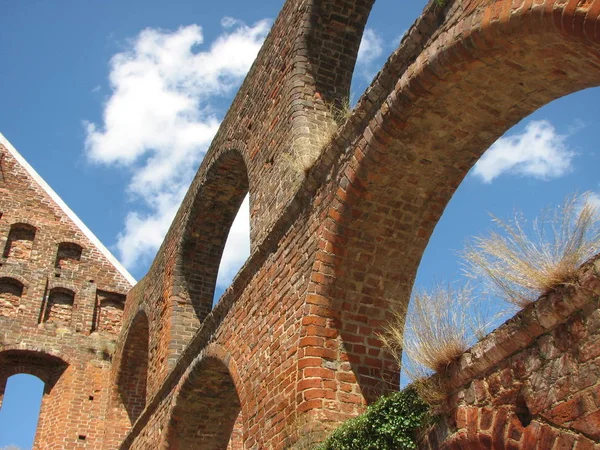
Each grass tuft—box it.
[462,193,600,308]
[380,283,501,404]
[382,284,481,374]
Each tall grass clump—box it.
[463,193,600,308]
[380,283,496,404]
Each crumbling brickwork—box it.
[3,0,600,447]
[419,262,600,449]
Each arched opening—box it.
[0,350,67,449]
[305,0,600,403]
[213,194,250,305]
[348,0,429,103]
[180,149,249,322]
[54,242,83,270]
[166,356,243,449]
[403,87,600,383]
[0,374,44,449]
[43,287,75,326]
[0,277,24,318]
[3,223,36,260]
[93,290,125,334]
[117,310,149,424]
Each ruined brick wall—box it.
[106,0,378,400]
[0,138,134,449]
[419,261,600,449]
[113,0,600,447]
[107,1,378,445]
[5,0,600,447]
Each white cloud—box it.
[355,28,383,82]
[85,20,269,274]
[473,120,576,183]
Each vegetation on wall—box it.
[379,283,494,404]
[312,193,600,447]
[380,193,600,398]
[463,193,600,307]
[316,386,430,450]
[283,97,352,178]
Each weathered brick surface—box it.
[419,261,600,449]
[113,0,600,444]
[110,0,600,446]
[95,290,125,334]
[0,140,134,449]
[5,0,600,447]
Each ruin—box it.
[1,0,600,447]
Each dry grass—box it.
[380,283,496,404]
[462,193,600,308]
[329,96,352,126]
[382,284,480,373]
[381,283,504,405]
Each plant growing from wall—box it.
[380,283,499,403]
[316,386,430,450]
[463,193,600,307]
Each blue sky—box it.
[1,0,599,447]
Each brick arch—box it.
[0,343,72,366]
[0,350,68,402]
[47,279,78,294]
[176,148,250,323]
[303,0,600,404]
[0,276,25,318]
[117,309,150,424]
[3,222,36,260]
[0,349,70,449]
[164,344,244,450]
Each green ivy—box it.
[316,387,430,450]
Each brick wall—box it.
[419,261,600,449]
[0,139,133,449]
[4,0,600,447]
[115,0,600,447]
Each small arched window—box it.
[55,242,83,270]
[3,223,36,260]
[44,288,75,326]
[0,277,24,317]
[94,291,125,334]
